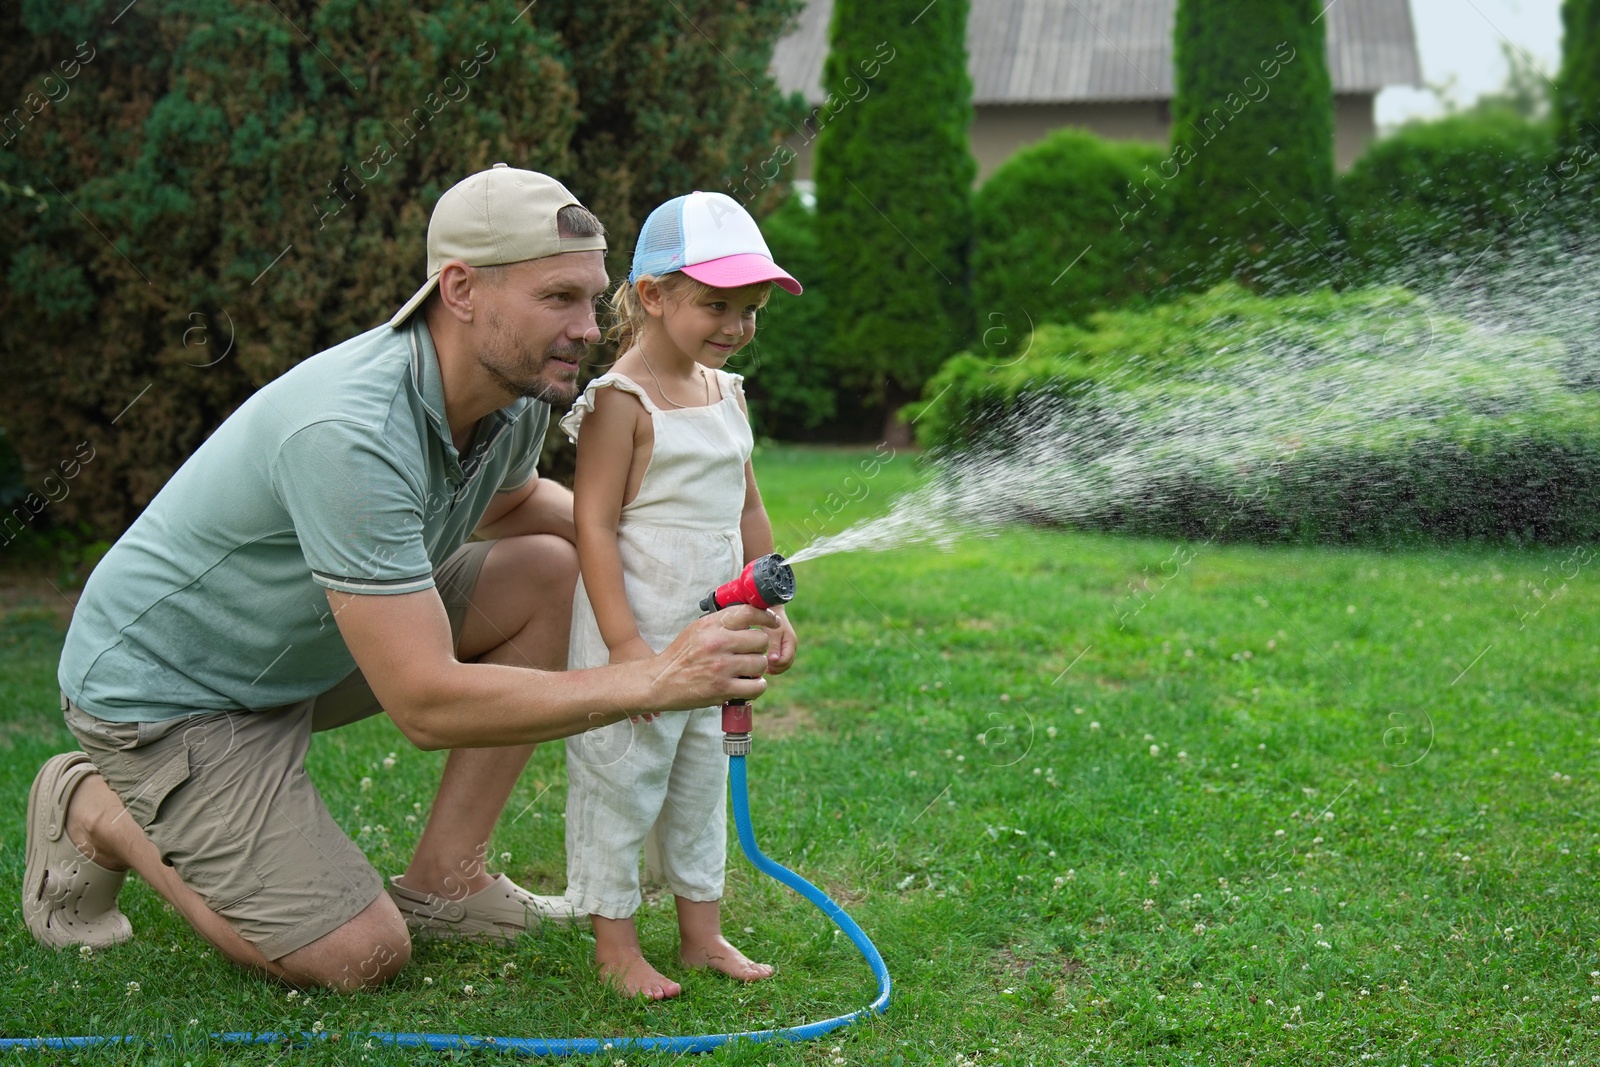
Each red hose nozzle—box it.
[701,554,796,756]
[699,553,795,613]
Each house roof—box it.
[771,0,1423,106]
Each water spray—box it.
[3,552,890,1057]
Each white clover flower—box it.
[125,981,140,995]
[1149,745,1161,757]
[1089,721,1101,731]
[359,777,372,791]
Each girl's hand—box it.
[766,612,798,675]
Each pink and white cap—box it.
[628,191,803,295]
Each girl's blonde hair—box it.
[605,272,773,351]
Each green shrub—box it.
[813,0,974,423]
[1339,113,1557,286]
[911,284,1600,545]
[972,129,1168,330]
[1170,0,1336,289]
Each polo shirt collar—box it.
[408,317,454,449]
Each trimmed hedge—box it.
[911,284,1600,545]
[1339,113,1558,286]
[972,129,1168,330]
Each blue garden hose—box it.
[2,753,892,1056]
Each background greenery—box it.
[3,447,1600,1064]
[0,0,802,534]
[971,130,1168,330]
[1336,112,1559,289]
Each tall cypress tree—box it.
[1169,0,1335,288]
[813,0,974,434]
[1557,0,1600,170]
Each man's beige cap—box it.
[389,163,608,328]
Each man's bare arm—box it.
[476,477,575,543]
[328,587,775,750]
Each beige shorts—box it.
[63,540,493,962]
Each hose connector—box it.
[722,700,752,755]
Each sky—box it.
[1375,0,1565,127]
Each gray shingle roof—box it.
[771,0,1423,105]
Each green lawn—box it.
[2,445,1598,1065]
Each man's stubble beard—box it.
[478,309,587,407]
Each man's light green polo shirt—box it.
[58,318,550,723]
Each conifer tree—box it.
[813,0,974,433]
[1169,0,1336,288]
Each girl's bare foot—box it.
[599,951,682,1000]
[680,933,775,982]
[592,914,681,1000]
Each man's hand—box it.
[611,636,660,723]
[649,606,779,710]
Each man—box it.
[22,165,779,990]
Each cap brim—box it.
[388,273,441,329]
[681,254,803,295]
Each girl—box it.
[561,191,802,1000]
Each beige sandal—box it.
[23,752,133,949]
[386,873,580,941]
